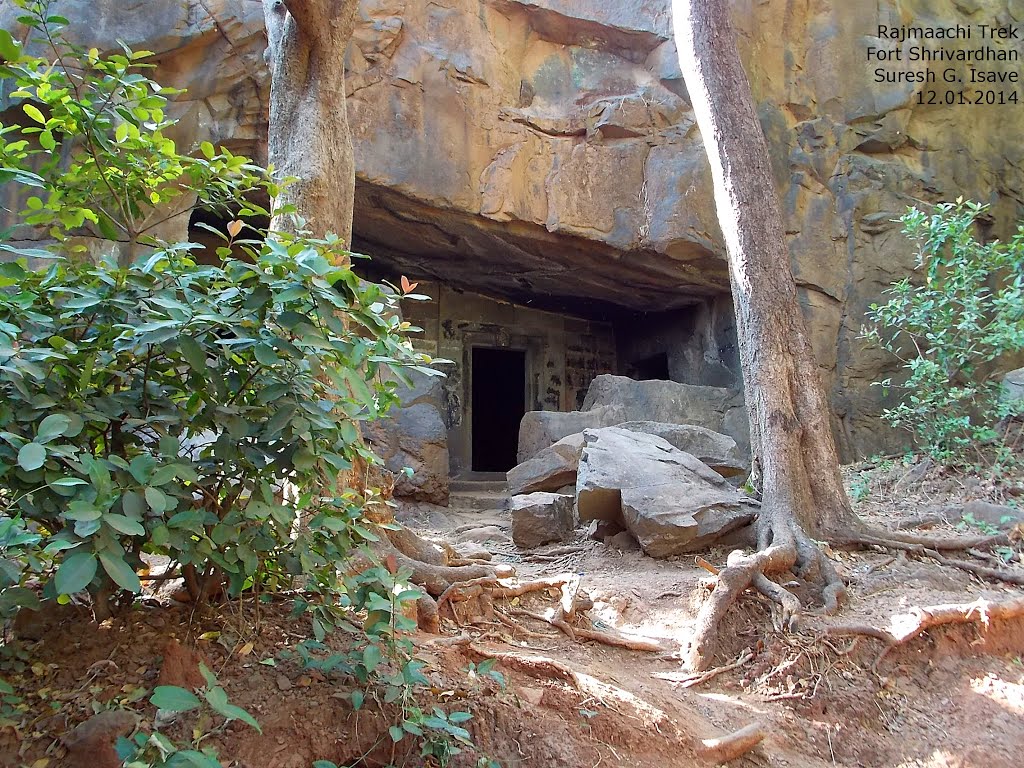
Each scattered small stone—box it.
[276,674,294,691]
[605,530,641,551]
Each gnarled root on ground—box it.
[506,575,670,653]
[827,595,1024,668]
[836,529,1024,586]
[685,511,845,671]
[685,507,1022,671]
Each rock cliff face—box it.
[3,0,1023,459]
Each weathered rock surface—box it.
[3,0,1023,459]
[510,419,745,496]
[508,432,584,494]
[576,428,757,556]
[511,492,576,548]
[611,421,747,477]
[961,500,1024,530]
[582,375,749,453]
[63,709,138,768]
[1002,368,1024,411]
[364,372,450,505]
[517,405,626,463]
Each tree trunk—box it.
[672,0,855,539]
[670,0,1019,670]
[262,0,357,244]
[261,2,500,616]
[671,0,852,668]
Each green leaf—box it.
[115,122,129,143]
[389,725,404,743]
[0,28,20,62]
[22,103,45,124]
[49,476,88,490]
[144,486,168,514]
[36,413,71,443]
[150,685,201,712]
[104,514,146,536]
[204,686,261,731]
[121,490,145,519]
[362,644,381,674]
[99,551,142,592]
[55,551,97,595]
[17,442,46,471]
[254,344,279,365]
[350,690,364,710]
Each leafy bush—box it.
[864,199,1024,465]
[0,4,432,617]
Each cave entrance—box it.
[471,347,526,472]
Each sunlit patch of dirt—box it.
[3,457,1024,767]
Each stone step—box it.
[448,490,509,512]
[449,479,508,494]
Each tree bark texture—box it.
[671,0,855,540]
[262,0,357,244]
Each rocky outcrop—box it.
[517,405,626,463]
[517,375,750,462]
[509,420,746,495]
[576,427,758,556]
[581,375,749,454]
[508,433,584,495]
[612,421,747,477]
[3,0,1023,459]
[511,492,576,548]
[364,372,450,504]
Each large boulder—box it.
[511,492,576,549]
[1002,368,1024,413]
[509,421,746,496]
[613,421,747,478]
[365,372,450,505]
[581,375,749,453]
[576,428,757,557]
[507,433,584,495]
[517,405,626,463]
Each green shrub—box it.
[0,2,433,618]
[863,199,1024,465]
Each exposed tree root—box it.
[507,608,669,652]
[685,510,1022,671]
[698,723,765,764]
[841,531,1024,586]
[685,515,845,671]
[467,646,584,689]
[827,596,1024,668]
[654,649,755,688]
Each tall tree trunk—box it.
[262,0,356,244]
[671,1,857,540]
[671,0,852,669]
[260,2,498,615]
[671,0,1015,670]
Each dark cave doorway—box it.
[471,347,526,472]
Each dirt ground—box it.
[2,457,1023,768]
